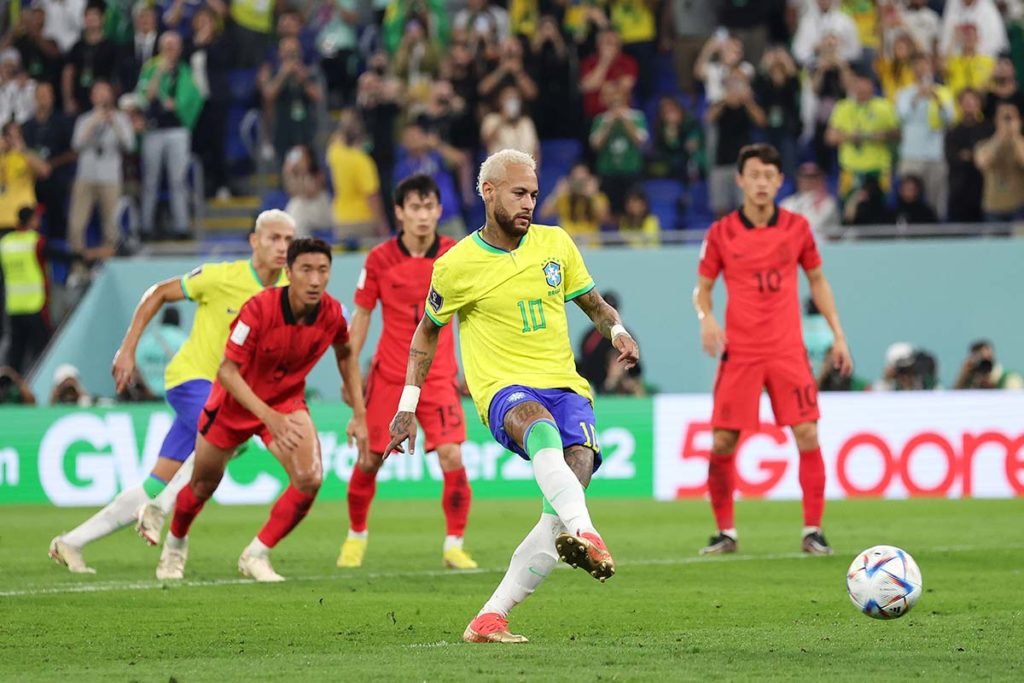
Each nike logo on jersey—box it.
[226,307,239,314]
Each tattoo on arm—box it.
[410,347,434,386]
[405,317,442,387]
[573,289,621,339]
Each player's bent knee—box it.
[435,443,463,470]
[291,471,323,496]
[792,421,819,450]
[357,455,384,474]
[711,429,740,455]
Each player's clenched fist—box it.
[385,411,418,457]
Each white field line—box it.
[2,544,1020,599]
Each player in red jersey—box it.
[337,174,476,570]
[693,144,853,556]
[156,238,369,582]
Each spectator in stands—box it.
[0,122,48,231]
[50,363,92,406]
[694,33,754,106]
[444,39,484,142]
[875,342,938,391]
[22,83,75,241]
[271,7,318,65]
[453,0,510,45]
[888,0,942,58]
[827,68,900,197]
[590,80,649,218]
[415,79,478,168]
[897,53,954,217]
[0,49,37,125]
[780,161,840,238]
[394,17,443,88]
[526,15,578,139]
[876,32,920,101]
[842,173,895,225]
[227,0,276,68]
[0,207,50,374]
[607,0,658,102]
[843,0,882,64]
[755,46,801,179]
[647,95,703,183]
[954,339,1024,389]
[314,0,360,108]
[806,33,853,174]
[118,3,159,95]
[356,59,405,200]
[157,0,207,43]
[382,0,450,55]
[659,0,715,96]
[941,0,1008,58]
[983,56,1024,119]
[0,365,36,404]
[893,173,939,224]
[618,187,661,248]
[717,0,786,64]
[135,306,186,398]
[945,87,989,223]
[39,0,86,54]
[392,120,468,236]
[68,80,135,265]
[282,144,332,238]
[538,162,610,247]
[259,36,323,165]
[117,92,146,204]
[944,24,996,99]
[707,76,766,217]
[577,291,645,395]
[11,5,62,96]
[478,35,538,107]
[188,7,231,200]
[62,1,118,115]
[580,28,638,122]
[480,84,539,158]
[816,345,870,391]
[137,31,203,240]
[792,0,862,67]
[974,101,1024,221]
[327,109,388,242]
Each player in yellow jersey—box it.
[48,210,295,574]
[386,150,640,643]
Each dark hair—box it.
[737,143,782,173]
[969,339,993,353]
[287,237,333,267]
[17,206,35,227]
[85,0,107,14]
[161,306,181,327]
[394,173,441,206]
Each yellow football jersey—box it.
[425,225,595,423]
[163,260,287,390]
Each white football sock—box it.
[721,528,737,540]
[802,526,820,537]
[480,513,564,618]
[347,529,368,541]
[245,537,271,557]
[154,454,195,514]
[443,535,463,552]
[531,449,596,536]
[62,486,149,548]
[165,532,187,549]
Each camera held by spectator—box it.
[876,342,938,391]
[954,340,1024,389]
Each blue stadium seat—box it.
[540,139,582,171]
[259,189,289,213]
[228,68,260,106]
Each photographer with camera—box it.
[875,342,939,391]
[954,340,1023,390]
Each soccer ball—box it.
[846,545,923,620]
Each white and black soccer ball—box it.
[846,545,923,620]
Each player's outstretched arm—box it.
[805,267,853,376]
[335,340,369,459]
[573,289,640,369]
[111,277,186,393]
[217,358,304,452]
[383,315,443,456]
[693,275,726,358]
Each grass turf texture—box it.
[2,498,1022,682]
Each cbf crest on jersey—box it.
[542,261,562,288]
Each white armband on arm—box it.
[398,385,421,413]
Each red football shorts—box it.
[365,372,467,454]
[199,397,307,451]
[711,352,820,431]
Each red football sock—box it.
[441,467,472,537]
[256,485,317,548]
[708,453,736,532]
[347,467,377,533]
[170,483,207,538]
[799,447,826,528]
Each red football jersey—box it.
[354,235,458,385]
[210,286,349,410]
[697,207,822,358]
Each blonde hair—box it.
[477,149,537,198]
[254,209,296,233]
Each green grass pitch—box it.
[2,498,1022,681]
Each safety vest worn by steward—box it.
[0,230,45,315]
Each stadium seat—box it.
[259,189,290,213]
[643,179,685,231]
[540,139,582,171]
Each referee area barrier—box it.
[1,393,1020,506]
